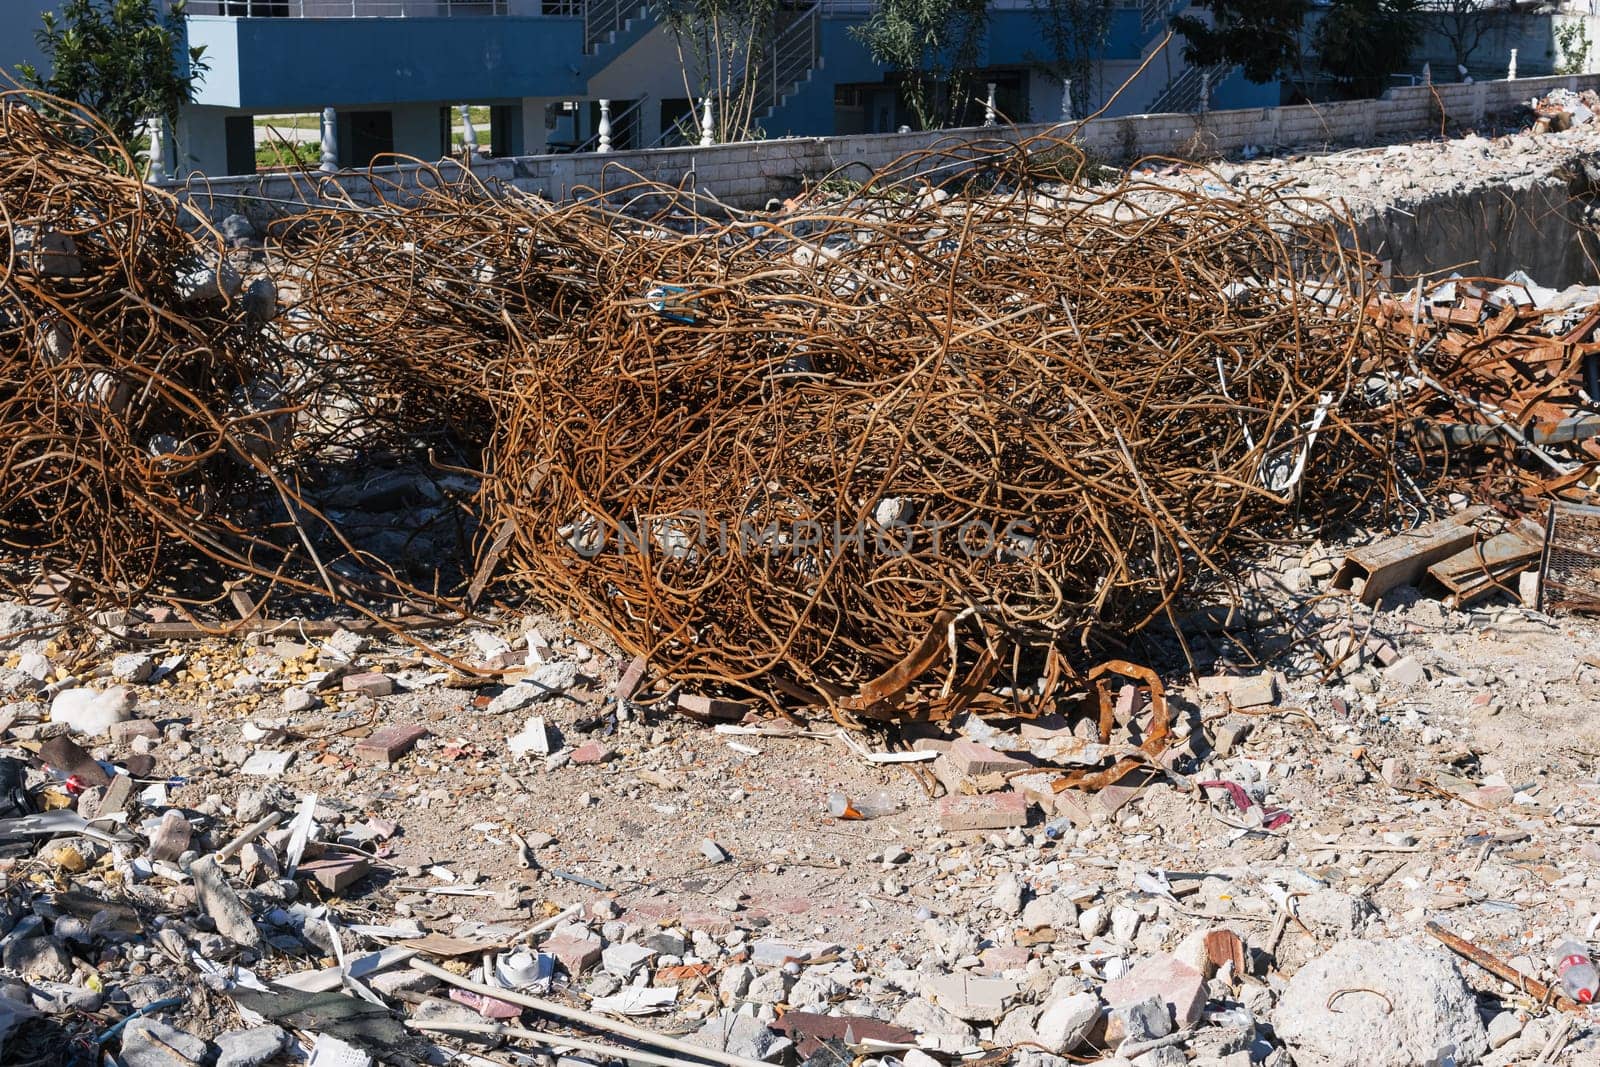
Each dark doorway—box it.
[342,110,394,168]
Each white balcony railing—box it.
[185,1,514,16]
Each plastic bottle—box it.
[827,791,898,820]
[1042,816,1075,841]
[1553,939,1598,1004]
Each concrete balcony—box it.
[185,11,589,111]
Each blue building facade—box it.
[5,1,1273,176]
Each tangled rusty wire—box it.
[0,96,1440,714]
[0,92,459,622]
[418,138,1407,718]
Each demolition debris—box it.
[4,86,1600,1067]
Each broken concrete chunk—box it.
[925,973,1018,1023]
[1227,673,1277,708]
[119,1018,210,1067]
[191,855,262,948]
[1273,940,1487,1067]
[216,1024,290,1067]
[890,995,979,1053]
[1112,993,1172,1043]
[2,937,72,981]
[505,716,552,758]
[1034,990,1099,1054]
[110,653,156,683]
[1384,655,1428,687]
[691,1011,793,1062]
[486,660,579,714]
[601,940,656,977]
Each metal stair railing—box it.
[746,3,822,124]
[1147,62,1231,114]
[583,0,644,54]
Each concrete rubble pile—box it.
[4,561,1600,1067]
[5,90,1600,1067]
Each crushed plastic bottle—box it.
[1043,816,1075,840]
[826,791,898,820]
[1553,939,1598,1003]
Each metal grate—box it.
[1541,501,1600,613]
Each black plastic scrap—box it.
[229,989,406,1048]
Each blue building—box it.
[2,1,1273,176]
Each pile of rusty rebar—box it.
[255,133,1431,714]
[0,93,446,620]
[15,95,1579,716]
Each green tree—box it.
[659,0,779,142]
[17,0,208,147]
[1313,0,1423,98]
[850,0,992,130]
[1171,0,1310,84]
[1029,0,1114,119]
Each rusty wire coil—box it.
[0,91,459,621]
[431,135,1414,718]
[2,97,1429,711]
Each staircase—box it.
[1139,0,1170,32]
[651,2,822,146]
[745,2,822,127]
[1148,62,1232,114]
[583,0,653,56]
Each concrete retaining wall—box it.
[171,72,1600,226]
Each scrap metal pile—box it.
[0,92,444,620]
[273,136,1418,716]
[471,168,1413,717]
[1368,273,1600,502]
[7,93,1598,719]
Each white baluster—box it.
[984,82,997,125]
[459,103,478,155]
[1199,70,1211,114]
[597,99,612,152]
[1421,62,1431,87]
[147,115,166,183]
[1059,79,1072,122]
[320,107,337,173]
[1508,48,1519,81]
[699,97,715,147]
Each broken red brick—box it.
[937,790,1029,831]
[545,934,603,975]
[1103,952,1207,1029]
[654,963,714,986]
[353,723,428,764]
[676,693,750,722]
[298,854,370,894]
[616,656,647,702]
[570,742,615,765]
